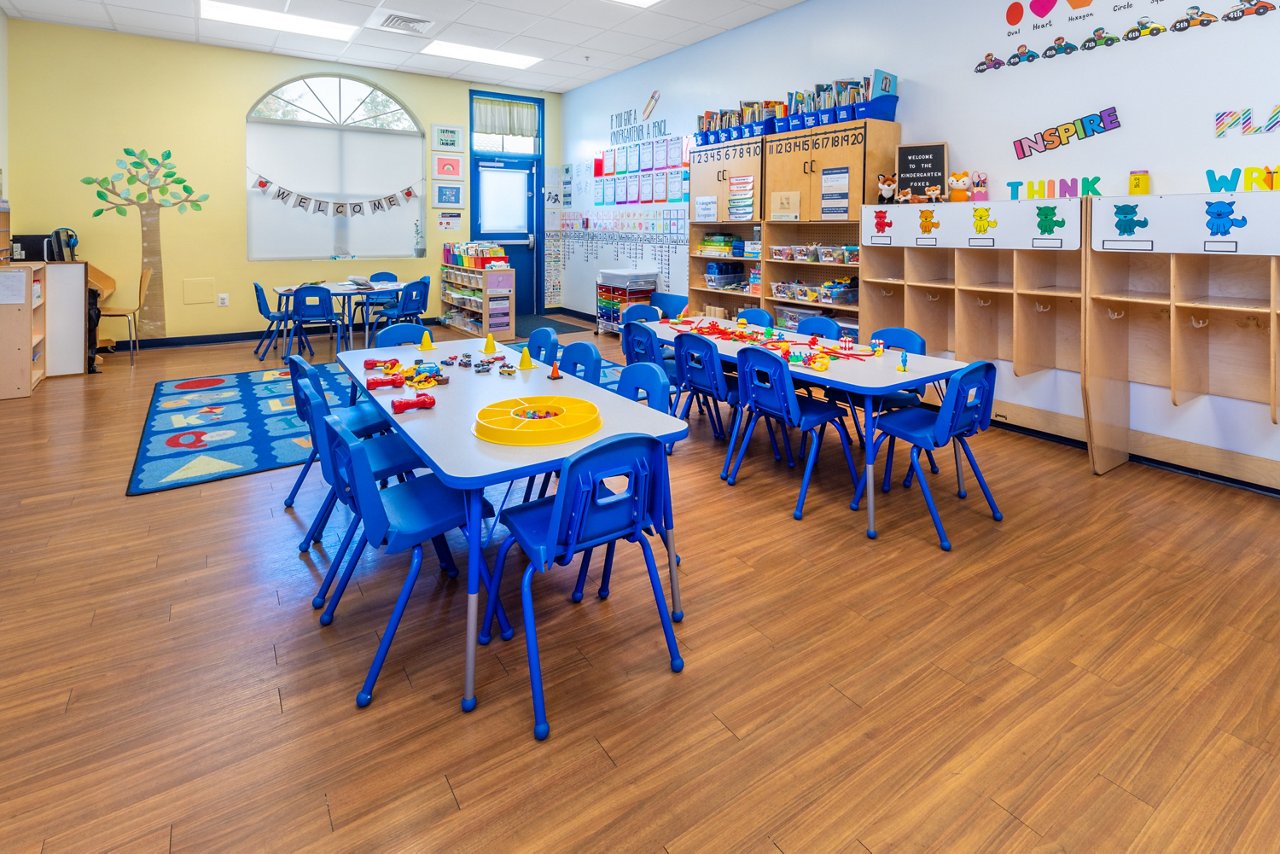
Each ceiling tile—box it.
[351,27,434,50]
[106,0,197,14]
[752,0,804,8]
[710,5,774,28]
[450,66,511,84]
[12,0,111,23]
[431,21,514,48]
[481,0,568,14]
[661,0,755,24]
[207,0,287,10]
[552,43,634,70]
[273,31,349,54]
[456,3,543,34]
[629,39,682,60]
[549,0,639,29]
[519,16,603,45]
[610,11,719,44]
[398,52,467,73]
[505,70,574,90]
[518,58,590,78]
[197,18,282,45]
[340,43,416,63]
[497,34,571,60]
[106,7,198,36]
[126,26,198,42]
[287,0,375,26]
[579,29,656,55]
[375,0,474,21]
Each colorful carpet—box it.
[127,363,351,495]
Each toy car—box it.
[1042,38,1079,57]
[1124,17,1167,39]
[498,365,516,376]
[474,363,492,374]
[1171,6,1219,29]
[974,53,1005,73]
[1082,29,1121,48]
[1223,0,1275,19]
[1007,44,1040,65]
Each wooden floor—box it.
[2,324,1279,852]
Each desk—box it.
[337,338,689,711]
[275,282,403,350]
[647,317,967,538]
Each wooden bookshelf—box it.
[438,263,515,343]
[1,263,47,399]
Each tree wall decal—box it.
[81,147,209,338]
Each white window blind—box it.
[473,98,538,137]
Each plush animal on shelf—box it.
[919,209,941,234]
[896,188,914,204]
[877,173,899,204]
[1113,204,1149,236]
[1205,200,1247,236]
[970,171,990,201]
[924,185,944,204]
[972,207,999,234]
[874,209,893,233]
[948,171,972,202]
[1036,205,1066,235]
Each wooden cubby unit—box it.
[904,248,955,288]
[1015,249,1083,296]
[861,245,904,284]
[1,263,47,400]
[1087,251,1171,303]
[956,249,1014,292]
[1171,305,1271,406]
[1172,254,1271,311]
[858,277,904,336]
[956,290,1013,363]
[904,283,955,357]
[1014,295,1081,375]
[686,220,761,319]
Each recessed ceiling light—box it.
[201,0,358,41]
[606,0,665,7]
[421,40,541,70]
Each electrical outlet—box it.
[216,293,229,307]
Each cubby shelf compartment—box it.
[956,248,1015,293]
[1171,254,1271,312]
[904,249,955,288]
[1015,249,1083,297]
[1171,305,1272,407]
[904,285,955,357]
[1014,292,1081,375]
[1088,251,1172,303]
[956,291,1013,364]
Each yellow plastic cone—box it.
[518,347,534,370]
[481,333,497,354]
[417,329,435,350]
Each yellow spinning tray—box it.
[473,396,603,446]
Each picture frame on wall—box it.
[433,182,465,209]
[432,153,465,181]
[432,124,465,152]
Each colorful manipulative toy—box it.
[473,396,603,446]
[898,351,909,373]
[870,338,885,357]
[367,374,406,390]
[839,334,856,354]
[547,361,563,380]
[737,316,748,330]
[392,392,436,414]
[480,333,497,354]
[417,330,435,351]
[364,357,399,371]
[517,347,534,371]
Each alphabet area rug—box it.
[127,363,350,495]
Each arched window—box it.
[246,76,424,261]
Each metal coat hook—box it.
[977,297,992,307]
[1036,302,1052,313]
[1190,315,1209,329]
[880,288,895,297]
[1107,308,1125,320]
[926,292,941,302]
[1238,315,1263,329]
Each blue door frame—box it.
[469,90,545,315]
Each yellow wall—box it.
[8,21,561,339]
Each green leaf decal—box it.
[178,203,188,214]
[139,149,149,160]
[127,175,138,185]
[130,161,145,169]
[111,173,124,182]
[190,202,203,212]
[98,178,109,189]
[135,192,148,203]
[116,206,127,217]
[147,158,160,166]
[123,147,137,157]
[117,159,129,169]
[158,186,169,196]
[95,190,108,201]
[162,150,171,161]
[92,209,104,217]
[174,177,187,185]
[80,176,97,185]
[163,170,176,179]
[197,194,210,202]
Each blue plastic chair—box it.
[796,315,842,340]
[483,434,683,740]
[253,283,287,361]
[622,320,678,393]
[281,354,389,526]
[737,307,774,327]
[649,292,687,320]
[726,346,860,520]
[557,341,602,385]
[375,322,429,348]
[322,414,509,707]
[674,332,739,444]
[297,380,457,619]
[525,327,559,364]
[622,303,661,323]
[373,278,429,330]
[284,285,344,358]
[354,271,400,325]
[853,361,1003,550]
[869,327,940,489]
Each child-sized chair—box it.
[285,285,343,358]
[253,282,288,361]
[869,327,940,490]
[853,361,1002,551]
[796,315,842,340]
[483,434,684,740]
[356,271,400,326]
[322,415,509,707]
[525,327,560,364]
[557,340,602,385]
[373,278,429,332]
[375,322,430,348]
[736,307,774,327]
[622,320,678,392]
[622,303,661,324]
[674,332,739,443]
[726,346,860,520]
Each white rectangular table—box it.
[646,317,968,538]
[274,281,404,350]
[337,338,689,712]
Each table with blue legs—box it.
[646,318,967,538]
[337,339,689,711]
[275,282,404,351]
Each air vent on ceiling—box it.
[367,11,433,36]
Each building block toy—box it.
[367,375,406,390]
[392,392,436,414]
[365,358,399,371]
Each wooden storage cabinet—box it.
[438,264,516,343]
[763,121,900,222]
[688,138,762,223]
[1,262,47,399]
[686,221,761,319]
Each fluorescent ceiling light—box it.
[607,0,665,7]
[421,40,541,70]
[201,0,358,41]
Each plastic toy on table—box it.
[392,392,436,414]
[367,375,406,390]
[364,358,399,371]
[417,331,435,351]
[869,338,886,357]
[898,351,909,372]
[441,356,458,367]
[475,364,492,374]
[548,361,563,380]
[481,334,497,354]
[517,348,534,371]
[839,334,856,353]
[499,365,517,376]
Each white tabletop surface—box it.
[646,317,967,396]
[338,338,690,489]
[274,281,403,296]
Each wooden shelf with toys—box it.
[1082,193,1280,487]
[0,262,47,400]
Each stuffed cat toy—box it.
[877,173,898,204]
[948,172,971,202]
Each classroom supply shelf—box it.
[1,262,47,399]
[438,263,515,343]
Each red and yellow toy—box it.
[364,357,399,371]
[367,374,406,390]
[392,392,436,414]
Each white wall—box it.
[561,0,1280,461]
